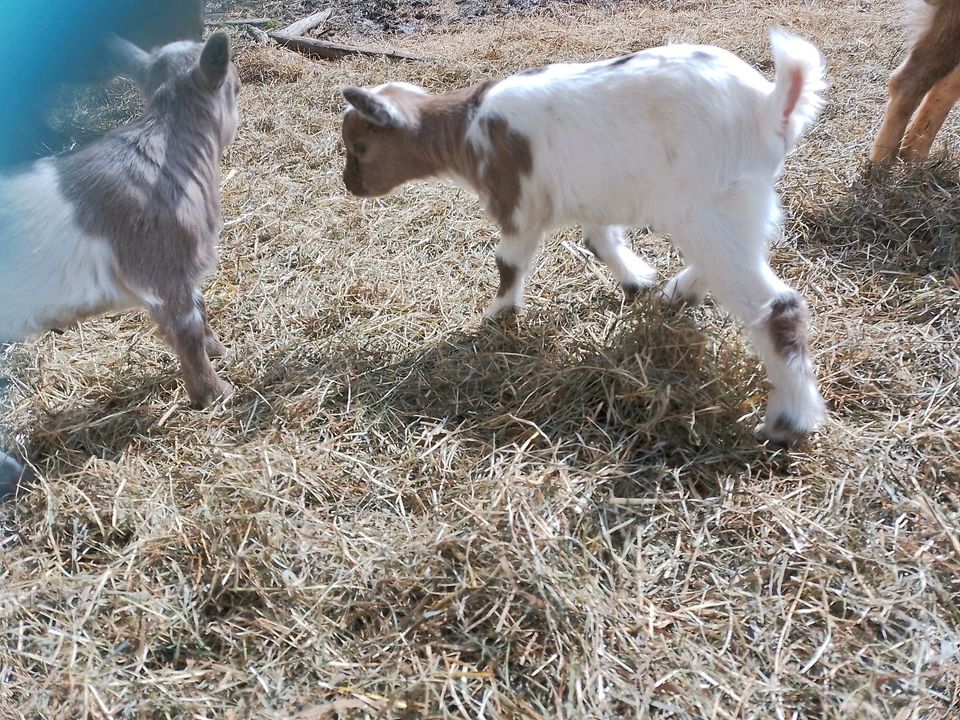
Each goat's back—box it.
[470,46,787,229]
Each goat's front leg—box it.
[484,229,543,319]
[581,225,656,302]
[900,63,960,162]
[152,296,233,408]
[193,289,227,358]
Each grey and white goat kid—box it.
[0,32,240,411]
[340,29,827,445]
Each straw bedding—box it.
[1,1,958,717]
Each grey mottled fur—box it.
[54,32,240,407]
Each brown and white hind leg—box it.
[193,289,227,358]
[484,230,543,319]
[712,263,824,445]
[151,295,234,407]
[582,225,657,302]
[677,196,825,444]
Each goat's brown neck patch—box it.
[418,80,533,233]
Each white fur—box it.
[905,0,937,41]
[0,161,140,342]
[454,29,826,437]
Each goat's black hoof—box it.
[622,284,643,303]
[755,416,811,449]
[0,452,34,502]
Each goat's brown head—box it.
[108,31,241,151]
[340,84,437,197]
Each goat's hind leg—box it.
[871,23,960,163]
[714,263,823,444]
[900,63,960,162]
[152,295,234,407]
[582,225,656,302]
[677,204,824,444]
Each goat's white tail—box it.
[768,28,825,152]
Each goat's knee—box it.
[193,290,227,358]
[582,225,656,302]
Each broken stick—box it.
[268,33,423,62]
[279,9,334,37]
[244,24,270,45]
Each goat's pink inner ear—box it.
[198,31,231,88]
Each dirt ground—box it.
[1,0,959,718]
[212,0,563,33]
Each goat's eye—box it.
[353,142,367,156]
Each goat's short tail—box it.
[768,28,825,152]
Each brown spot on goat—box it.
[476,116,533,233]
[608,53,638,68]
[871,0,960,163]
[495,257,519,298]
[767,293,811,364]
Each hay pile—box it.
[2,1,959,717]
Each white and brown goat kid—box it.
[0,31,239,410]
[341,29,827,444]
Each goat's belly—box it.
[542,183,667,232]
[0,235,132,343]
[0,160,134,341]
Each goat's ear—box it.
[342,86,403,128]
[198,31,231,89]
[106,35,149,84]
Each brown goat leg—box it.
[193,290,227,358]
[900,64,960,161]
[872,58,942,163]
[152,298,233,407]
[871,0,960,165]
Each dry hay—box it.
[2,1,959,718]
